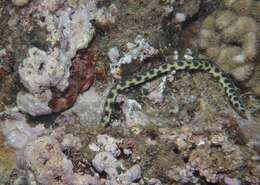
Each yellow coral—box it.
[217,47,243,70]
[201,14,216,30]
[224,0,260,22]
[241,32,258,60]
[215,10,237,30]
[198,29,220,49]
[252,85,260,96]
[250,1,260,22]
[231,63,255,81]
[197,8,259,82]
[225,0,253,14]
[222,16,258,41]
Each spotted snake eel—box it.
[101,50,246,125]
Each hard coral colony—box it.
[197,0,259,86]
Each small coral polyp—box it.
[197,8,259,82]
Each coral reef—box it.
[0,110,102,185]
[197,5,259,82]
[0,0,260,185]
[14,0,117,116]
[21,131,87,185]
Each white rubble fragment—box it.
[89,143,100,152]
[108,35,159,78]
[147,76,169,104]
[16,90,52,116]
[0,48,6,56]
[57,7,95,59]
[19,47,67,94]
[23,136,75,185]
[123,148,132,156]
[73,174,102,185]
[6,130,28,149]
[11,124,93,185]
[97,134,121,157]
[121,97,151,127]
[64,87,103,124]
[17,47,66,116]
[224,176,241,185]
[92,151,123,177]
[0,111,46,149]
[147,178,163,185]
[95,4,118,25]
[133,35,159,61]
[61,134,82,151]
[125,165,142,182]
[125,99,142,117]
[106,164,142,185]
[167,165,198,183]
[91,135,142,184]
[175,12,186,22]
[108,47,120,63]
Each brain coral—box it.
[197,6,259,83]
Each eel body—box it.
[102,51,245,125]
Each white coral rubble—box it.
[91,135,142,185]
[108,35,159,79]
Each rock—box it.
[224,176,241,185]
[23,136,75,185]
[108,35,159,78]
[147,178,163,185]
[57,7,95,59]
[97,134,121,157]
[92,135,142,184]
[92,151,122,176]
[61,134,82,151]
[0,111,46,149]
[19,47,67,94]
[16,91,52,116]
[64,87,104,124]
[108,47,120,63]
[125,165,142,182]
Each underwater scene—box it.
[0,0,260,184]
